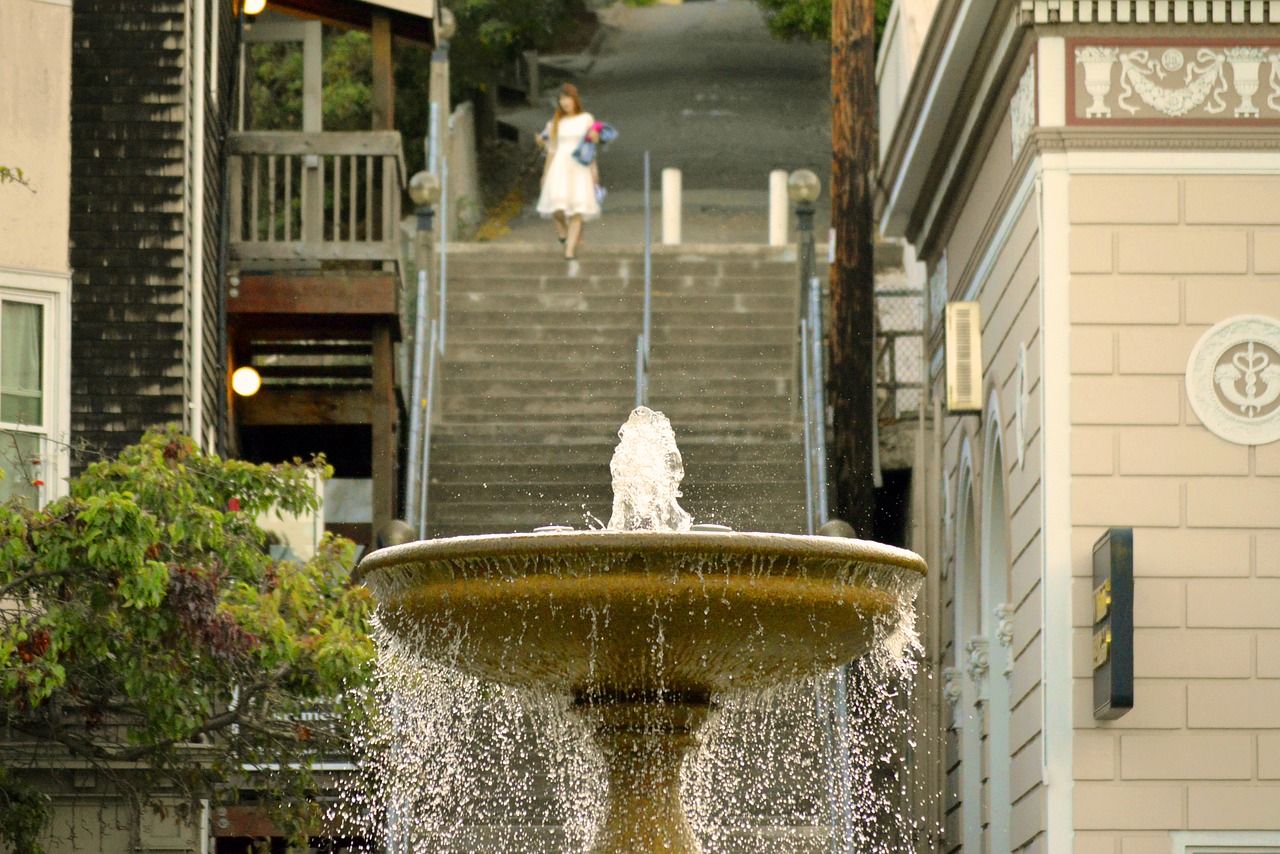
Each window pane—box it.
[0,430,41,506]
[1,301,43,426]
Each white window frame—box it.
[0,267,71,506]
[1173,832,1280,854]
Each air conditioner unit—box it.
[945,301,982,414]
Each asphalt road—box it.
[496,0,833,244]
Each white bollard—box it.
[661,168,682,245]
[769,169,788,246]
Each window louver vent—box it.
[946,301,982,414]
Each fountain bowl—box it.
[355,530,925,701]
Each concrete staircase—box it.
[424,244,808,539]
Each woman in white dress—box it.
[536,84,600,260]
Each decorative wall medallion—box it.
[1186,315,1280,446]
[942,666,963,729]
[994,604,1015,678]
[1070,40,1280,124]
[1010,56,1037,160]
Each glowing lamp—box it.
[244,0,267,15]
[787,169,821,205]
[232,366,262,397]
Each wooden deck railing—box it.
[229,131,406,266]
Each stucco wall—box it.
[0,0,72,274]
[1067,171,1280,850]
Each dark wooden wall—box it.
[69,0,239,465]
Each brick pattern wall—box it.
[1068,172,1280,852]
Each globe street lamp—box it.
[788,169,821,302]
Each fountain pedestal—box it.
[579,698,710,854]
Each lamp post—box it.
[788,169,828,532]
[429,8,455,245]
[788,169,821,302]
[405,170,442,532]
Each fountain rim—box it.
[352,529,927,586]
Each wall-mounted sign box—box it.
[1092,527,1133,720]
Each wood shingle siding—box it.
[69,0,239,462]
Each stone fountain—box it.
[355,408,926,853]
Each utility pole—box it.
[829,0,877,536]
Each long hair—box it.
[552,84,583,141]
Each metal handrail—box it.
[800,274,829,535]
[636,151,653,407]
[404,128,450,538]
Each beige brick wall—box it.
[1068,172,1280,839]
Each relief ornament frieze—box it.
[1073,42,1280,122]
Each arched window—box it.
[981,393,1013,854]
[953,440,984,854]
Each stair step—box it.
[439,327,795,347]
[449,292,795,312]
[443,362,795,381]
[426,442,807,465]
[427,462,804,485]
[448,342,794,360]
[447,311,796,328]
[445,279,793,299]
[439,381,794,400]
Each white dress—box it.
[537,112,601,221]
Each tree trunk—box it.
[829,0,876,536]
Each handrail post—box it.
[439,156,449,352]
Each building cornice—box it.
[877,0,1010,239]
[1022,0,1280,25]
[877,0,1280,245]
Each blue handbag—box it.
[572,123,618,166]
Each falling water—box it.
[334,408,933,852]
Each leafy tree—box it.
[754,0,894,42]
[0,428,375,852]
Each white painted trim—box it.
[1037,152,1073,854]
[0,274,72,504]
[876,0,903,83]
[981,386,1013,854]
[186,0,208,443]
[954,433,985,854]
[917,12,1023,248]
[0,267,72,287]
[1172,831,1280,853]
[1039,37,1067,128]
[1059,150,1280,173]
[23,0,72,6]
[961,165,1038,304]
[883,0,1002,236]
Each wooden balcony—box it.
[228,130,405,268]
[226,130,408,546]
